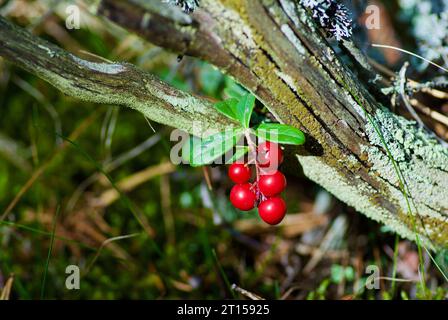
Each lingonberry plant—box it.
[182,83,305,225]
[228,163,251,184]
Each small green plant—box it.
[330,264,355,284]
[182,86,305,225]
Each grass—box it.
[0,220,97,251]
[56,132,164,258]
[40,205,60,300]
[212,249,237,299]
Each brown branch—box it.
[0,15,235,136]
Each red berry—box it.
[257,142,283,169]
[230,183,256,211]
[228,163,251,184]
[258,170,287,196]
[258,197,287,225]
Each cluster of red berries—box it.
[228,142,287,225]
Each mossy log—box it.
[1,0,448,248]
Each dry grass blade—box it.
[295,244,347,259]
[144,116,156,133]
[171,279,193,292]
[93,161,176,207]
[303,215,348,274]
[231,284,265,300]
[372,44,448,73]
[83,233,140,276]
[376,276,416,283]
[410,99,448,127]
[234,213,328,237]
[280,286,302,300]
[0,275,14,300]
[202,166,213,191]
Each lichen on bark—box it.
[362,107,448,246]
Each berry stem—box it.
[244,130,260,182]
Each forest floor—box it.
[0,0,447,300]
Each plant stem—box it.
[245,130,260,183]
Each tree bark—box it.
[0,15,235,134]
[1,0,448,249]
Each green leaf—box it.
[224,77,247,99]
[226,146,249,164]
[255,123,306,145]
[199,64,224,97]
[236,93,256,128]
[182,129,243,167]
[214,98,239,121]
[330,265,344,284]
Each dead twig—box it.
[368,57,448,100]
[410,99,448,127]
[231,284,265,300]
[397,63,426,129]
